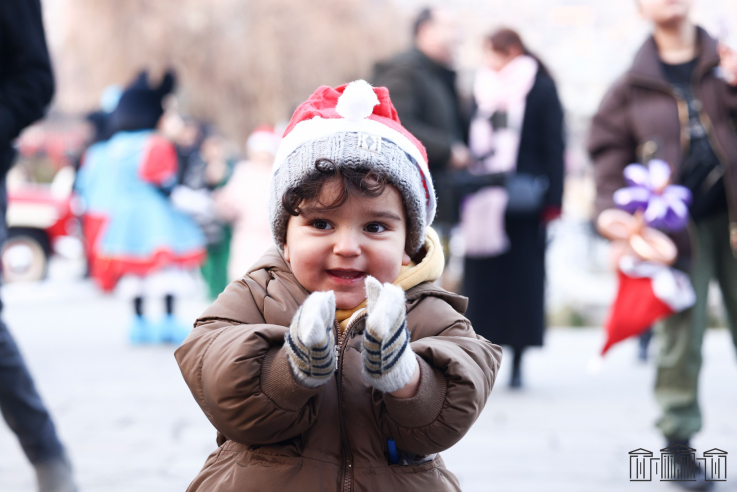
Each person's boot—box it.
[157,313,191,345]
[157,295,191,345]
[129,296,158,344]
[128,314,158,344]
[666,439,713,491]
[34,453,77,492]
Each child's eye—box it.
[365,222,387,234]
[311,219,332,230]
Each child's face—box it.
[283,181,412,310]
[638,0,691,27]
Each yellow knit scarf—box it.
[334,227,444,333]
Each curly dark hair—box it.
[282,158,391,216]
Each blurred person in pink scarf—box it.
[215,126,279,280]
[462,28,565,388]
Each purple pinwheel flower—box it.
[612,159,692,231]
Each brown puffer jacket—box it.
[175,247,502,492]
[588,27,737,262]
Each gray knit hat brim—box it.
[269,131,428,254]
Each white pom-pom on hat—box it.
[336,80,380,121]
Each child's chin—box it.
[334,292,365,311]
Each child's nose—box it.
[333,229,361,257]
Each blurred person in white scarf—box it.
[462,28,565,388]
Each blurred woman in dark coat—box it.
[462,28,565,388]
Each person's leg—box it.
[638,327,654,362]
[510,346,525,388]
[160,291,191,345]
[654,218,715,441]
[134,296,144,317]
[711,212,737,355]
[165,293,174,316]
[0,174,76,490]
[0,317,64,463]
[129,294,150,344]
[129,276,159,345]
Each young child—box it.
[175,80,502,491]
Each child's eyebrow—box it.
[369,211,403,222]
[298,206,332,218]
[298,207,403,222]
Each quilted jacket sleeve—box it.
[174,276,322,445]
[373,295,502,456]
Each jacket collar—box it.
[247,245,292,275]
[626,26,720,90]
[405,282,468,315]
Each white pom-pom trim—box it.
[336,80,379,121]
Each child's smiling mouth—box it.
[325,269,366,285]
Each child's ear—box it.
[283,243,290,263]
[402,250,411,266]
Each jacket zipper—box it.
[334,312,367,492]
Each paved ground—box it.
[1,271,736,492]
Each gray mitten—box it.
[284,291,336,388]
[361,276,418,393]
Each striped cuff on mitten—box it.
[362,277,418,393]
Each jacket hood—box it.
[247,244,292,276]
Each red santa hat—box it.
[601,256,695,355]
[269,80,435,254]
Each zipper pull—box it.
[333,319,342,371]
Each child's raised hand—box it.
[361,276,418,393]
[285,291,336,388]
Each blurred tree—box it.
[51,0,405,145]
